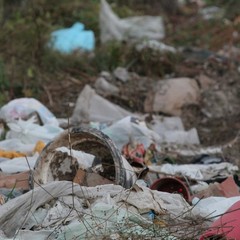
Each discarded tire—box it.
[30,127,136,189]
[150,177,191,202]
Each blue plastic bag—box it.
[49,22,95,53]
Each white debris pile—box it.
[71,85,201,148]
[0,181,192,239]
[100,0,165,43]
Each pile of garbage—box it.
[0,94,239,239]
[0,0,240,239]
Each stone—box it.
[113,67,129,82]
[100,71,112,81]
[94,77,119,95]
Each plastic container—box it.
[30,127,136,189]
[150,177,191,202]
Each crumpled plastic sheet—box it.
[90,115,200,150]
[0,181,123,237]
[71,86,201,147]
[0,181,192,239]
[102,116,162,150]
[100,0,165,43]
[192,196,240,220]
[0,152,39,173]
[114,185,191,217]
[0,139,35,155]
[55,202,177,240]
[6,117,63,144]
[71,85,132,124]
[148,162,239,181]
[0,230,55,240]
[0,98,59,126]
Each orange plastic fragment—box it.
[0,150,25,159]
[33,140,46,153]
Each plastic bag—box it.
[6,117,63,144]
[49,22,95,53]
[0,98,59,126]
[100,0,165,43]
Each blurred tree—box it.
[2,0,27,24]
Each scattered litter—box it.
[0,93,238,239]
[0,153,39,173]
[191,154,223,164]
[147,116,200,144]
[148,116,185,132]
[162,128,200,145]
[100,0,165,43]
[33,140,46,154]
[195,176,240,198]
[71,85,132,124]
[49,22,95,53]
[200,200,240,240]
[148,162,238,181]
[102,116,162,150]
[0,139,35,155]
[122,142,146,167]
[200,6,224,20]
[31,127,137,189]
[136,40,176,53]
[192,196,240,220]
[0,181,188,238]
[144,77,200,116]
[6,117,63,144]
[150,177,191,202]
[1,1,240,238]
[0,150,25,159]
[0,98,59,126]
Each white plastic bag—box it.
[0,98,59,126]
[0,152,39,173]
[192,196,240,219]
[100,0,165,43]
[6,117,63,144]
[102,116,162,150]
[0,139,35,154]
[71,85,132,124]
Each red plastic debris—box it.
[122,143,146,167]
[200,200,240,240]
